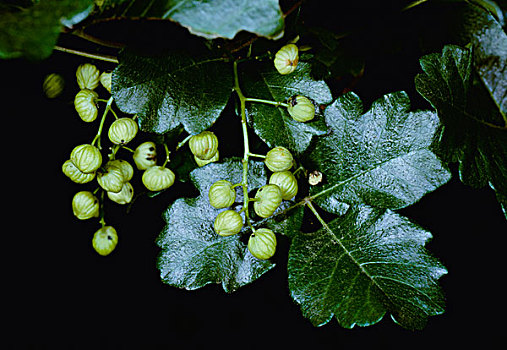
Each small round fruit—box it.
[72,191,99,220]
[208,180,236,209]
[70,144,102,173]
[107,182,134,205]
[269,171,298,200]
[92,226,118,256]
[62,159,96,184]
[142,166,175,191]
[100,71,112,92]
[248,228,277,260]
[43,73,64,99]
[194,150,219,167]
[97,161,125,193]
[264,147,293,172]
[274,44,299,75]
[133,141,157,170]
[189,131,218,160]
[108,117,139,145]
[109,159,133,182]
[213,210,243,236]
[287,95,315,122]
[74,89,98,122]
[76,63,100,90]
[253,184,283,218]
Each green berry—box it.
[107,182,134,205]
[274,44,298,75]
[287,95,315,122]
[70,144,102,173]
[194,150,219,167]
[109,159,133,182]
[62,159,96,184]
[92,226,118,256]
[142,166,175,191]
[108,117,139,145]
[253,184,283,218]
[269,171,298,200]
[213,210,243,236]
[189,131,219,160]
[97,161,125,193]
[100,71,112,92]
[208,180,236,209]
[248,228,277,260]
[74,89,99,122]
[72,191,99,220]
[76,63,100,90]
[43,73,64,99]
[133,141,157,170]
[264,147,293,172]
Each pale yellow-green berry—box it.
[107,182,134,205]
[72,191,99,220]
[248,228,277,260]
[142,166,175,191]
[133,141,157,170]
[74,89,99,122]
[62,159,96,184]
[108,117,138,145]
[92,226,118,256]
[70,144,102,173]
[287,95,315,122]
[269,171,298,200]
[194,150,219,167]
[189,131,219,160]
[208,180,236,209]
[99,71,112,92]
[43,73,64,99]
[109,159,134,182]
[213,210,243,236]
[253,184,283,218]
[274,44,299,75]
[264,147,293,172]
[97,161,125,193]
[76,63,100,90]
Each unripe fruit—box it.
[189,131,218,160]
[72,191,99,220]
[264,147,293,172]
[214,210,243,236]
[97,161,125,193]
[208,180,236,209]
[76,63,100,90]
[133,141,157,170]
[107,182,134,205]
[109,159,133,182]
[142,166,175,191]
[62,159,95,184]
[269,171,298,200]
[108,117,138,145]
[92,225,118,256]
[248,228,277,260]
[100,71,112,92]
[253,184,283,218]
[43,73,64,99]
[70,144,102,173]
[287,95,315,122]
[274,44,299,75]
[74,89,98,122]
[194,150,219,167]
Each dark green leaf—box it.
[305,91,451,213]
[288,204,447,330]
[156,158,273,292]
[0,0,93,60]
[241,61,333,154]
[112,48,232,135]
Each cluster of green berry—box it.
[62,63,176,256]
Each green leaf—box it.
[112,48,233,135]
[305,91,451,213]
[91,0,284,40]
[241,61,333,154]
[288,204,447,330]
[414,43,507,207]
[0,0,93,60]
[156,158,273,292]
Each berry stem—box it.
[92,96,114,149]
[162,143,171,167]
[244,97,289,108]
[247,152,266,159]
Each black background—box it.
[3,1,507,348]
